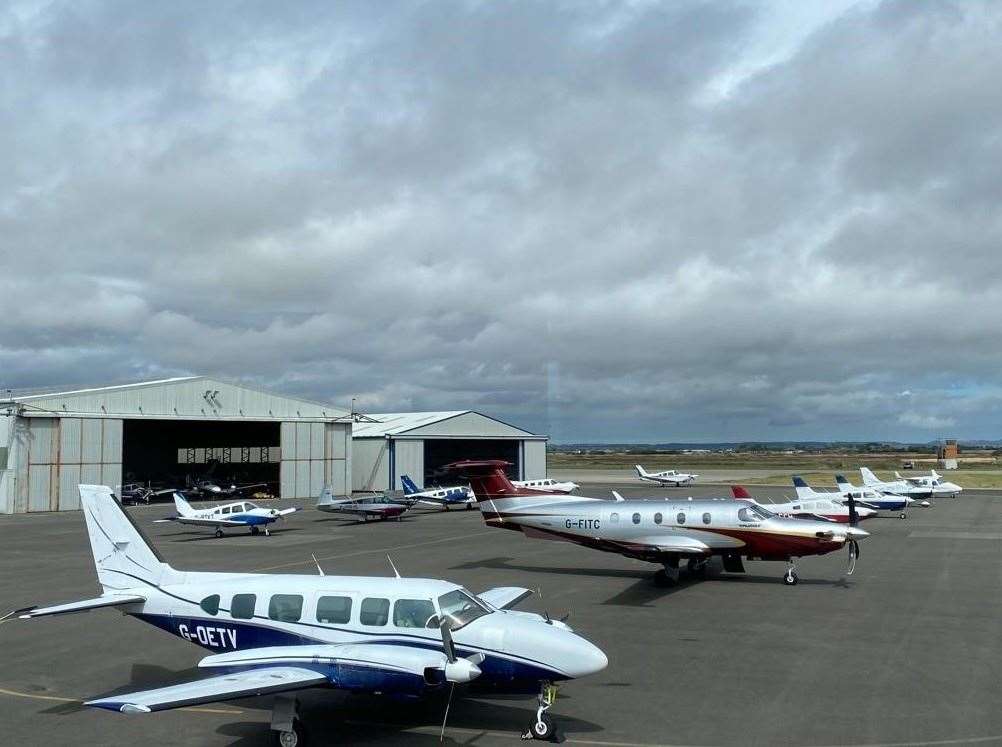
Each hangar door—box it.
[423,439,520,487]
[15,417,122,512]
[280,422,349,499]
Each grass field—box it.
[548,450,1002,488]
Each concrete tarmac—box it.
[2,486,1001,746]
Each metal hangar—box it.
[351,410,547,492]
[0,377,351,513]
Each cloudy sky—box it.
[2,0,1001,442]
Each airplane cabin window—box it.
[677,512,686,524]
[738,507,754,522]
[231,593,256,619]
[316,595,352,624]
[610,512,619,523]
[393,599,436,628]
[654,512,662,524]
[632,512,641,524]
[360,597,390,626]
[221,506,230,514]
[200,594,220,616]
[268,594,304,622]
[702,512,711,525]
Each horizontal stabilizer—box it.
[86,666,326,713]
[20,594,146,619]
[478,587,534,610]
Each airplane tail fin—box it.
[930,469,940,480]
[792,476,814,499]
[635,465,649,478]
[860,467,880,486]
[894,471,904,480]
[400,475,420,495]
[81,485,178,591]
[173,492,196,517]
[731,485,753,500]
[835,474,852,490]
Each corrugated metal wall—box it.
[522,441,547,479]
[392,440,424,492]
[280,421,349,499]
[13,417,123,512]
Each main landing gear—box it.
[272,694,307,746]
[783,560,799,586]
[653,558,680,587]
[249,526,270,536]
[214,528,223,538]
[521,683,562,742]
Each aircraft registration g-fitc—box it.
[10,486,607,745]
[445,460,870,586]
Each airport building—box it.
[352,411,547,492]
[0,377,351,514]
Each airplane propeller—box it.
[437,615,484,742]
[845,493,861,576]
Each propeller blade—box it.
[439,682,455,743]
[439,616,456,662]
[846,539,858,576]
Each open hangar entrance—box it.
[351,411,547,492]
[423,439,519,484]
[122,419,281,492]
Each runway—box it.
[2,484,1001,746]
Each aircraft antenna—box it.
[311,553,325,576]
[387,554,401,578]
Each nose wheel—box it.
[521,683,563,742]
[783,561,799,586]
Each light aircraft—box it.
[893,469,963,498]
[400,475,475,510]
[834,474,926,517]
[449,461,868,586]
[13,485,608,744]
[860,467,935,500]
[316,487,410,522]
[159,493,296,538]
[634,464,698,486]
[188,478,270,499]
[732,483,877,523]
[512,478,579,494]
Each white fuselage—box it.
[512,478,579,494]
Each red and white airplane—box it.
[731,485,876,524]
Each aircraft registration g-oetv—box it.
[447,461,869,586]
[13,486,606,745]
[157,493,297,538]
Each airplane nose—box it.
[847,527,869,540]
[562,638,608,678]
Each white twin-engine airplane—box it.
[635,464,698,486]
[14,486,607,745]
[158,493,297,538]
[513,477,579,494]
[892,469,963,498]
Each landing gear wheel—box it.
[899,512,907,519]
[251,526,260,535]
[528,715,554,740]
[520,683,561,741]
[275,719,306,747]
[214,529,223,538]
[687,559,708,579]
[783,569,799,586]
[467,503,474,510]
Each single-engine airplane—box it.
[732,484,877,523]
[892,469,963,498]
[316,487,410,522]
[834,474,926,517]
[14,485,607,744]
[512,478,579,494]
[448,461,868,586]
[860,467,935,500]
[635,464,698,486]
[400,475,475,510]
[158,493,296,538]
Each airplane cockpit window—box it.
[245,502,258,510]
[200,594,220,616]
[738,507,756,522]
[437,589,490,630]
[747,505,774,520]
[393,598,436,628]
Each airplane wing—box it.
[16,594,146,619]
[86,666,326,713]
[479,587,534,610]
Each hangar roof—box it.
[2,377,349,422]
[352,410,545,440]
